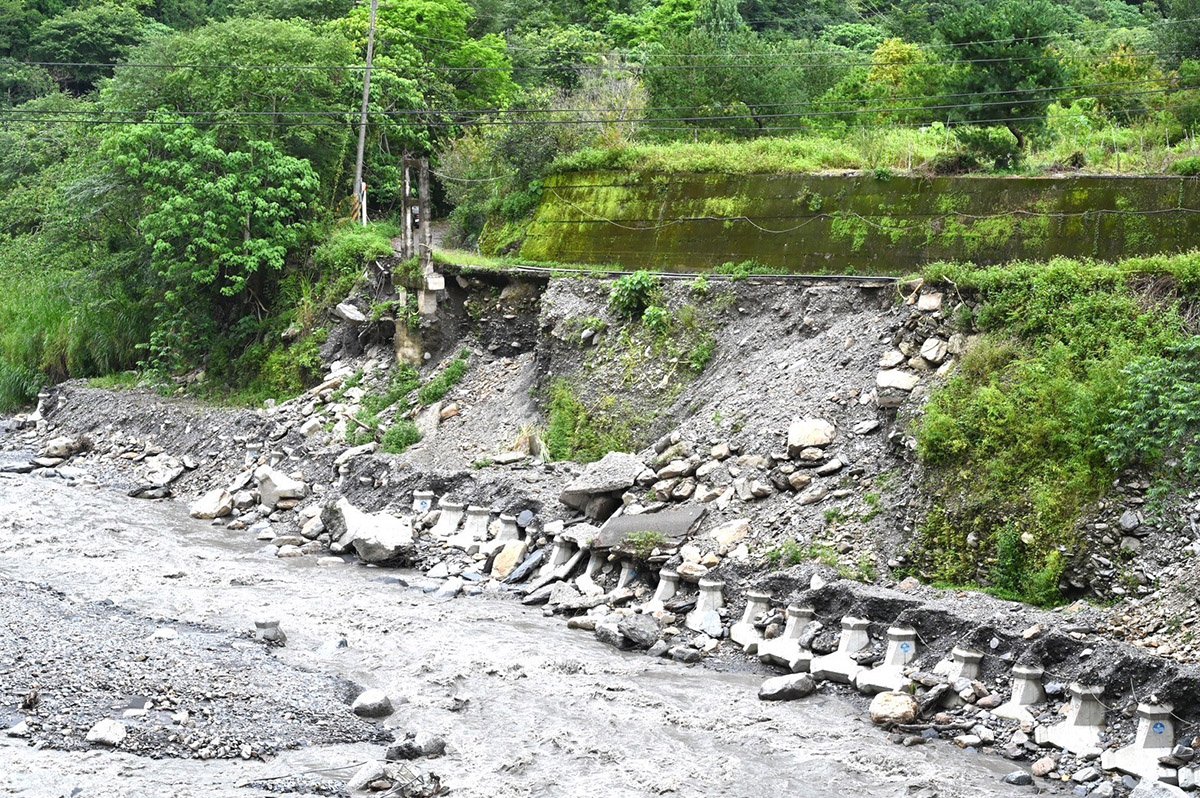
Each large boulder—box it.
[189,488,233,520]
[490,539,528,580]
[869,691,919,725]
[559,452,646,510]
[758,674,816,701]
[787,418,835,457]
[141,454,185,487]
[351,689,393,718]
[617,614,661,650]
[85,719,126,746]
[255,466,308,510]
[322,498,415,564]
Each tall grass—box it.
[0,238,146,412]
[551,115,1200,177]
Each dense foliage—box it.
[913,253,1200,605]
[6,0,1200,411]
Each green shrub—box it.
[418,352,470,406]
[688,335,716,372]
[953,126,1021,170]
[381,420,421,454]
[1102,336,1200,479]
[544,379,635,462]
[641,305,672,334]
[626,530,666,559]
[609,271,661,319]
[913,255,1200,606]
[1172,157,1200,176]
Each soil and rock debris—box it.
[2,270,1199,797]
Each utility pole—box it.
[352,0,379,226]
[418,156,432,276]
[402,153,413,259]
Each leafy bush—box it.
[627,530,666,559]
[1172,157,1200,176]
[953,126,1021,170]
[641,304,672,334]
[688,335,717,372]
[1103,337,1200,479]
[381,420,421,454]
[544,379,635,462]
[609,270,661,319]
[418,352,470,406]
[914,255,1200,605]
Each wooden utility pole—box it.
[418,156,432,275]
[352,0,379,226]
[402,154,413,259]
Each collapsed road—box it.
[0,474,1022,798]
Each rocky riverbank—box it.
[4,272,1200,796]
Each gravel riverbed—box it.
[0,474,1024,798]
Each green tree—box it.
[936,0,1069,150]
[644,28,845,134]
[103,120,319,371]
[101,18,356,196]
[30,4,168,93]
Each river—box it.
[0,474,1022,798]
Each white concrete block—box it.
[759,605,814,670]
[1035,683,1106,756]
[730,591,771,655]
[1101,702,1176,781]
[810,617,870,684]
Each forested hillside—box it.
[4,0,1200,410]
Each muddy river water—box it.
[0,475,1023,798]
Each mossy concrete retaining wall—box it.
[520,171,1200,273]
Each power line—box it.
[17,47,1190,75]
[471,15,1200,59]
[0,111,1174,133]
[0,75,1174,119]
[3,83,1188,127]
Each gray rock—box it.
[1002,772,1033,786]
[386,731,445,760]
[505,549,545,583]
[787,418,835,457]
[189,488,234,520]
[345,761,387,792]
[322,498,414,564]
[85,718,126,746]
[351,689,394,718]
[1130,781,1188,798]
[255,466,307,510]
[1119,509,1141,533]
[560,452,646,510]
[758,673,816,701]
[671,646,703,664]
[617,614,661,649]
[334,302,366,323]
[594,622,630,650]
[647,640,670,658]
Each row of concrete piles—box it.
[413,491,1184,789]
[717,582,1184,788]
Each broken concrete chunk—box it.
[559,452,646,510]
[322,498,414,564]
[255,466,308,510]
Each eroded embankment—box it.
[2,271,1199,795]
